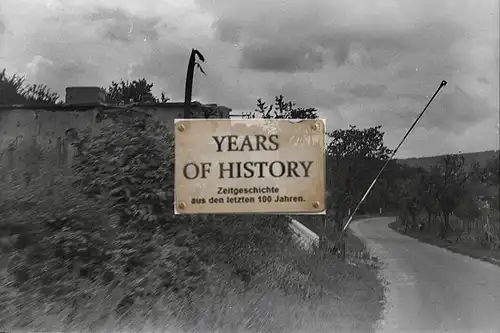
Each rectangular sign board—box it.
[174,119,325,214]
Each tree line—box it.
[1,67,498,240]
[0,68,168,105]
[249,90,499,243]
[397,153,499,240]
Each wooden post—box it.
[340,230,346,261]
[184,49,205,119]
[322,190,330,254]
[184,49,196,119]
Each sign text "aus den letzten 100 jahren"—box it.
[174,119,325,214]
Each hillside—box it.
[397,150,499,171]
[0,114,386,333]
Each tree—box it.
[398,177,421,229]
[365,160,416,215]
[23,84,60,104]
[106,78,169,104]
[254,95,318,119]
[0,69,26,104]
[160,92,170,103]
[362,161,419,215]
[363,177,389,213]
[480,154,499,212]
[482,155,499,188]
[250,95,319,147]
[430,154,470,239]
[0,68,60,105]
[454,195,481,225]
[325,125,392,233]
[417,170,440,231]
[396,166,442,232]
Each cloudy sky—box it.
[0,0,498,158]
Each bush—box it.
[72,115,299,306]
[0,114,311,323]
[455,196,481,222]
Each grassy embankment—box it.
[0,117,386,333]
[389,216,500,266]
[0,193,386,333]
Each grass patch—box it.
[0,246,385,333]
[0,196,386,332]
[297,213,391,262]
[293,215,385,322]
[388,219,500,266]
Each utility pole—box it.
[184,49,206,119]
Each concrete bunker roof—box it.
[0,101,206,111]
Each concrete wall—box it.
[288,218,320,252]
[0,102,229,191]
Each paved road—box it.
[350,217,500,333]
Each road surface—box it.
[350,217,500,333]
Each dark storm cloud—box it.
[396,60,456,80]
[239,41,324,73]
[130,45,188,99]
[41,58,104,93]
[337,83,388,99]
[477,77,489,84]
[398,92,429,100]
[386,85,494,134]
[85,8,161,43]
[423,86,493,132]
[267,81,347,110]
[314,20,468,69]
[211,0,469,71]
[212,18,242,44]
[57,59,90,78]
[332,40,350,66]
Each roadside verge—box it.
[388,220,500,267]
[292,216,386,332]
